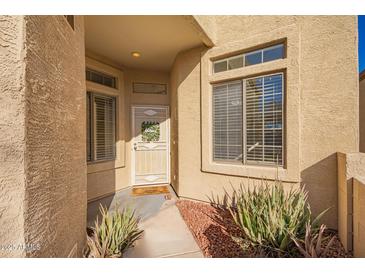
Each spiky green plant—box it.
[227,182,328,256]
[292,223,335,258]
[84,205,143,258]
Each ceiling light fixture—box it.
[131,51,141,58]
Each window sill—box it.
[87,158,125,174]
[201,160,299,183]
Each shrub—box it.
[292,223,335,258]
[84,205,143,258]
[226,182,327,256]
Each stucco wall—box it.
[23,16,87,257]
[298,16,358,228]
[337,152,365,257]
[360,77,365,152]
[0,15,27,258]
[1,15,87,258]
[353,177,365,257]
[171,16,358,229]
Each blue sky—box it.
[359,15,365,73]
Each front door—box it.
[131,105,170,185]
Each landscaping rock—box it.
[176,200,351,258]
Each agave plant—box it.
[226,182,328,256]
[292,223,335,258]
[84,205,143,258]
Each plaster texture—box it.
[23,16,87,257]
[337,152,365,257]
[353,177,365,257]
[0,16,87,257]
[0,15,27,258]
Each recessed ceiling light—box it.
[131,51,141,58]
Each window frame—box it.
[212,43,285,74]
[212,72,285,167]
[202,28,300,182]
[87,91,117,164]
[86,68,118,89]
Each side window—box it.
[87,92,116,162]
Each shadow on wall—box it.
[87,168,116,202]
[170,46,207,195]
[300,153,338,229]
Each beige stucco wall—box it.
[23,16,87,257]
[86,56,170,201]
[171,16,358,229]
[353,177,365,257]
[337,152,365,257]
[0,16,87,257]
[360,76,365,152]
[0,15,27,258]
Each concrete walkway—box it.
[87,185,203,258]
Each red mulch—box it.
[176,199,351,258]
[176,200,248,257]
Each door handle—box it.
[133,143,137,150]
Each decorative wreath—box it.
[141,121,160,142]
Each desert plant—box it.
[226,182,327,256]
[84,205,143,258]
[292,223,335,258]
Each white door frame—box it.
[131,104,170,186]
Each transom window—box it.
[212,73,284,166]
[86,68,117,89]
[87,92,116,162]
[213,44,285,73]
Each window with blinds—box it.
[246,74,283,165]
[87,92,116,162]
[213,82,243,162]
[212,73,284,166]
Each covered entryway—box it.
[84,16,211,196]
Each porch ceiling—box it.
[84,16,205,72]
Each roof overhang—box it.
[84,15,213,72]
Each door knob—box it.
[133,143,137,150]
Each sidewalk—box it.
[87,185,203,258]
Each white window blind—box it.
[213,82,243,161]
[245,74,283,165]
[87,92,116,162]
[212,73,284,166]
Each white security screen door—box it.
[131,106,170,185]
